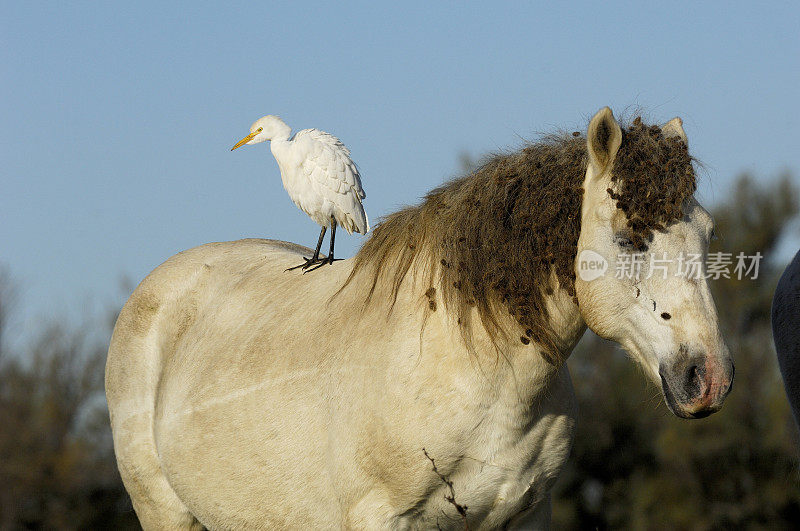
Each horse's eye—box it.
[710,228,718,241]
[614,234,635,249]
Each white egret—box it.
[231,115,369,272]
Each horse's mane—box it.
[343,117,696,363]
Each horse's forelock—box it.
[609,119,697,250]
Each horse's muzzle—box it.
[659,356,734,419]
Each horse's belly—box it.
[154,368,342,529]
[153,347,576,530]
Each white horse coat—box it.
[106,108,732,529]
[107,239,576,529]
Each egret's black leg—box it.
[328,218,337,261]
[285,226,327,271]
[311,225,327,261]
[306,217,342,272]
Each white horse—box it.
[106,107,733,530]
[773,249,800,425]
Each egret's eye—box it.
[257,127,263,132]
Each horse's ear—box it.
[662,117,688,143]
[587,106,622,172]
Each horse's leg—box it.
[346,488,404,529]
[285,225,327,271]
[108,290,205,530]
[116,446,204,530]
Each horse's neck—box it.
[347,255,586,398]
[432,277,586,402]
[503,287,585,389]
[541,283,587,355]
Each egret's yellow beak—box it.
[231,131,258,151]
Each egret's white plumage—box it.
[232,115,368,269]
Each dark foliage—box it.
[0,281,139,530]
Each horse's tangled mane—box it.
[344,117,696,363]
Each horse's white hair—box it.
[106,108,733,529]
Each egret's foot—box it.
[303,255,342,273]
[285,256,323,272]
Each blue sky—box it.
[1,2,798,335]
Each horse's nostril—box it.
[684,363,704,399]
[685,365,698,385]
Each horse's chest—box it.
[355,374,577,529]
[426,408,574,527]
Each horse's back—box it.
[106,239,356,529]
[107,238,349,410]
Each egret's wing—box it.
[295,129,366,199]
[294,129,369,233]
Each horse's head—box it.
[575,107,733,419]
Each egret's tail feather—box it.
[339,206,369,235]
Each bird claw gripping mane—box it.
[343,117,696,363]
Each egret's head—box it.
[231,115,291,151]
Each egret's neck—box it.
[269,120,292,143]
[269,135,291,163]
